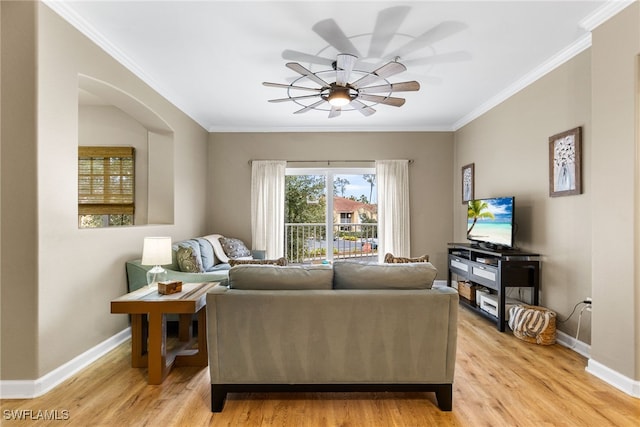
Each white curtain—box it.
[376,160,410,262]
[251,160,286,258]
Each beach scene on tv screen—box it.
[467,198,513,246]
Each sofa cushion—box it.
[219,237,252,259]
[228,264,333,290]
[229,257,288,266]
[333,261,437,289]
[176,246,205,273]
[173,239,202,267]
[384,252,430,263]
[196,237,217,270]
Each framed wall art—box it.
[549,127,582,197]
[462,163,474,203]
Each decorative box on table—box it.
[158,280,182,295]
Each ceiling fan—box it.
[263,53,420,118]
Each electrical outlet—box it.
[585,297,592,303]
[585,305,592,312]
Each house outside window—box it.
[78,146,135,228]
[285,167,377,263]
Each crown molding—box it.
[579,0,635,31]
[207,124,455,133]
[452,33,591,131]
[43,0,633,135]
[42,1,209,131]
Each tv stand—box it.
[474,242,512,251]
[447,243,540,332]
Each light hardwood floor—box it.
[1,306,639,426]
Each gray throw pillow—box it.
[333,261,437,289]
[219,237,252,259]
[176,246,204,273]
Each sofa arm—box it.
[125,259,229,293]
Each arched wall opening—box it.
[77,75,174,226]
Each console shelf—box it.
[447,243,541,332]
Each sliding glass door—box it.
[285,168,377,263]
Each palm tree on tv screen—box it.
[467,200,495,236]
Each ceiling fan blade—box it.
[282,49,334,66]
[263,82,323,92]
[358,81,420,94]
[294,99,327,114]
[312,19,361,57]
[351,61,406,89]
[268,94,321,103]
[328,106,341,118]
[358,94,406,107]
[351,100,376,117]
[403,51,472,67]
[286,62,329,88]
[386,21,468,59]
[336,53,357,86]
[368,6,411,58]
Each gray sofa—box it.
[206,261,458,412]
[125,234,265,292]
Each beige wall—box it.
[208,132,454,275]
[590,2,639,381]
[2,0,637,391]
[0,2,209,380]
[454,50,592,342]
[1,0,39,380]
[455,3,640,382]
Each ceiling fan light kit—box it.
[325,85,353,107]
[263,53,420,118]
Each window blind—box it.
[78,146,135,215]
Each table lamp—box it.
[141,237,172,287]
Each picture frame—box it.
[549,127,582,197]
[462,163,474,203]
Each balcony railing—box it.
[285,222,378,264]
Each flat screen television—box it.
[467,196,515,249]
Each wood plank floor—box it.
[2,305,639,426]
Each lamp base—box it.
[146,265,168,287]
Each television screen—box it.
[467,196,515,248]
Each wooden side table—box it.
[111,282,217,384]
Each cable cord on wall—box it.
[571,305,590,349]
[557,301,584,323]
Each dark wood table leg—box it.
[175,307,208,367]
[147,311,168,385]
[130,314,148,368]
[178,313,192,341]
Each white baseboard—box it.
[586,358,640,398]
[556,329,591,358]
[0,328,131,399]
[555,331,639,398]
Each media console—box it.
[447,243,540,332]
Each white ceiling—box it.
[47,1,631,132]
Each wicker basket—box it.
[508,305,557,345]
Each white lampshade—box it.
[141,237,172,266]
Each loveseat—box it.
[125,234,265,292]
[206,261,459,412]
